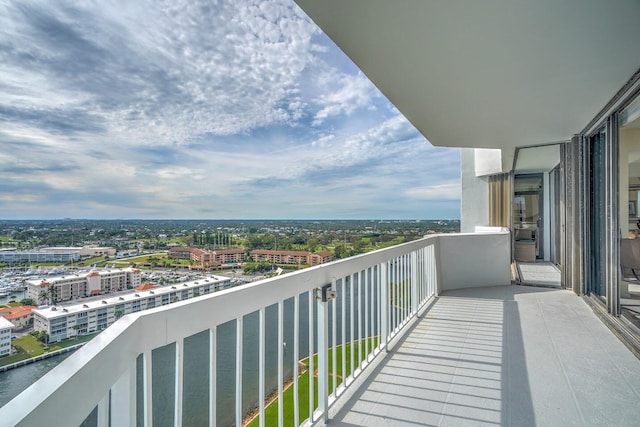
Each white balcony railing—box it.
[0,229,510,426]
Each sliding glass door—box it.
[587,128,607,297]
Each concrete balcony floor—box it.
[324,285,640,426]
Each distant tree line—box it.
[192,232,234,247]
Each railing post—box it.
[209,328,216,427]
[143,350,153,427]
[259,308,265,427]
[318,286,329,422]
[175,338,184,427]
[110,361,136,427]
[97,393,109,427]
[411,251,418,316]
[380,262,388,352]
[236,316,243,427]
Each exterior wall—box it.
[169,248,245,266]
[0,306,35,331]
[0,317,12,356]
[250,250,333,265]
[28,268,142,304]
[168,248,192,259]
[40,246,116,257]
[461,148,490,232]
[34,276,232,342]
[213,250,245,264]
[0,251,80,263]
[437,229,511,292]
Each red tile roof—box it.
[136,283,155,291]
[0,306,36,320]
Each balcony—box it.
[2,228,639,426]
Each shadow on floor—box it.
[324,285,640,426]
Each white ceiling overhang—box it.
[295,0,640,150]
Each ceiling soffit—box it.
[295,0,640,150]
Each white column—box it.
[380,263,388,352]
[235,316,243,427]
[110,362,137,427]
[143,350,153,427]
[174,339,184,427]
[97,394,109,427]
[209,328,216,427]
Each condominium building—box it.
[250,249,333,265]
[211,249,245,264]
[33,275,231,343]
[26,268,142,304]
[0,250,80,263]
[40,246,116,257]
[0,317,11,357]
[168,247,245,267]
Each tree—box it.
[114,310,124,319]
[333,244,349,260]
[38,290,50,305]
[31,330,48,344]
[306,238,319,253]
[20,298,36,306]
[47,285,59,305]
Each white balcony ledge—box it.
[320,285,640,426]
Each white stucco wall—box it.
[437,230,511,291]
[461,148,490,232]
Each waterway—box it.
[0,290,27,305]
[0,352,74,407]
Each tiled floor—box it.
[517,262,561,287]
[323,286,640,426]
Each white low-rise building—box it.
[40,246,116,257]
[0,317,12,357]
[33,275,232,342]
[0,251,80,263]
[27,268,142,304]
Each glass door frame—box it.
[514,173,544,260]
[583,116,620,316]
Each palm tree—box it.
[38,290,49,305]
[47,285,59,305]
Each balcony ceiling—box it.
[295,0,640,149]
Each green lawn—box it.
[246,337,379,427]
[0,332,101,367]
[11,335,45,357]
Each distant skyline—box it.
[0,0,460,220]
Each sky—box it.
[0,0,460,220]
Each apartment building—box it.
[26,268,142,304]
[0,317,11,357]
[168,247,245,267]
[33,275,231,343]
[211,249,245,264]
[40,245,116,257]
[0,250,80,263]
[250,249,333,266]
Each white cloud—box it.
[405,183,461,200]
[312,71,377,126]
[0,0,461,220]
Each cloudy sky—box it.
[0,0,460,220]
